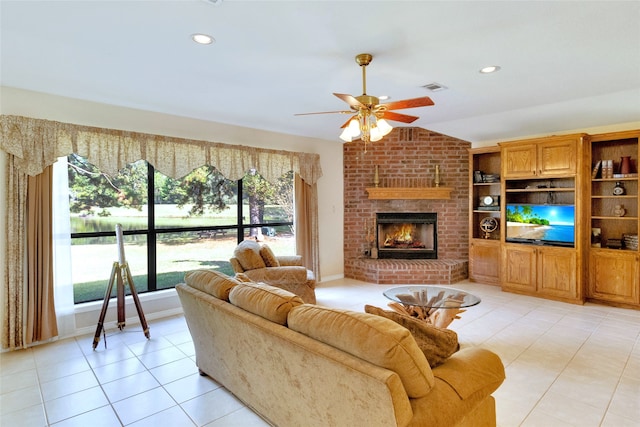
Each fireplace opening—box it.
[376,212,437,259]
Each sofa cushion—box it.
[364,305,459,368]
[287,304,435,398]
[184,269,240,301]
[233,240,266,271]
[229,282,304,325]
[259,244,280,267]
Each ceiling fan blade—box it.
[381,111,419,123]
[383,96,434,111]
[334,93,364,108]
[294,110,353,116]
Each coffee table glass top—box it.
[383,285,481,309]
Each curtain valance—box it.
[0,115,322,184]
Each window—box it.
[67,154,294,304]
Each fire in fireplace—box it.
[376,212,437,259]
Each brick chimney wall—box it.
[343,127,471,280]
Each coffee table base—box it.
[387,301,465,329]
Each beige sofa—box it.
[176,270,505,427]
[229,240,316,303]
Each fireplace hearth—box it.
[376,212,437,259]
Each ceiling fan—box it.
[295,53,434,145]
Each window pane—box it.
[71,235,148,304]
[68,154,149,233]
[68,154,150,303]
[242,170,295,255]
[155,231,236,288]
[154,165,237,229]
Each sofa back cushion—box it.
[229,282,304,325]
[184,269,240,301]
[233,240,266,271]
[287,305,435,398]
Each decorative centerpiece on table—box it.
[387,289,467,329]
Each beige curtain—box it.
[26,165,58,344]
[295,174,320,281]
[0,115,322,349]
[2,155,27,349]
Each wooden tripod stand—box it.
[93,225,150,350]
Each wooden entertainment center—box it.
[469,130,639,308]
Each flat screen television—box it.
[506,204,575,247]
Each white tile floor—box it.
[1,278,639,426]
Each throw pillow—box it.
[260,244,280,267]
[184,269,240,301]
[364,305,459,368]
[233,240,266,271]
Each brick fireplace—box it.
[344,127,471,284]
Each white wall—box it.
[0,87,345,334]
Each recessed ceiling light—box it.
[479,65,501,74]
[379,95,390,101]
[192,33,215,45]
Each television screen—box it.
[506,204,575,247]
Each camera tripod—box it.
[92,225,150,350]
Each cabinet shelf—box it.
[591,216,638,220]
[592,177,638,182]
[506,187,574,193]
[591,195,637,199]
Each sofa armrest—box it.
[431,347,505,400]
[244,266,308,284]
[276,255,303,266]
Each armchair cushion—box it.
[259,244,280,267]
[233,240,266,271]
[276,255,303,266]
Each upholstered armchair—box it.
[229,240,316,304]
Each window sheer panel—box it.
[52,157,76,336]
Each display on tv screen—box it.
[506,204,575,247]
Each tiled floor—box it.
[1,278,639,426]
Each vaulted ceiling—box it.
[2,1,639,145]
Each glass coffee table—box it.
[383,285,481,309]
[383,285,480,328]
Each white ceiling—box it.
[1,0,639,145]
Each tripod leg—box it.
[116,265,126,330]
[123,263,150,339]
[93,262,118,350]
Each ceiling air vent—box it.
[422,82,447,92]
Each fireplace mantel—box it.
[366,187,453,200]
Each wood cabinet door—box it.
[502,244,536,292]
[538,139,577,176]
[502,144,536,178]
[470,240,501,284]
[589,251,639,304]
[537,246,578,299]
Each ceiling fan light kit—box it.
[296,53,434,151]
